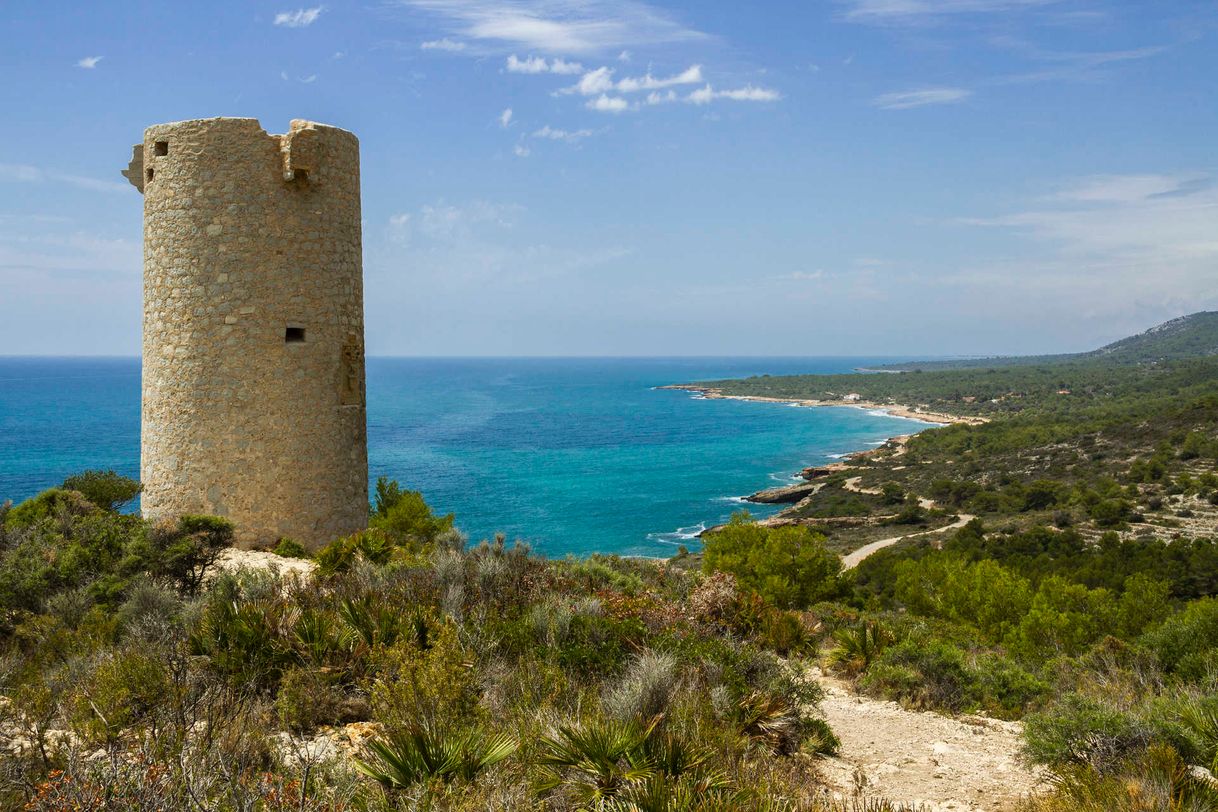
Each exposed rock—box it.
[745,482,822,504]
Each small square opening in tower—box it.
[285,327,306,343]
[146,168,154,181]
[154,141,169,156]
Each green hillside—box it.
[874,311,1218,371]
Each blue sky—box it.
[1,0,1216,356]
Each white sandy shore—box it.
[659,384,989,427]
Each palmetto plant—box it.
[733,691,803,755]
[827,621,892,677]
[354,720,517,790]
[536,718,735,808]
[535,718,659,801]
[338,595,403,651]
[291,607,353,665]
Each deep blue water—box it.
[0,357,936,557]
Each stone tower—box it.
[123,117,368,549]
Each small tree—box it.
[370,477,454,548]
[144,514,234,595]
[62,470,142,512]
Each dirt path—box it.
[814,671,1043,811]
[840,512,974,569]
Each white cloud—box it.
[506,54,547,73]
[398,0,705,54]
[618,50,632,62]
[586,94,630,113]
[686,84,781,104]
[532,125,594,142]
[421,37,466,51]
[873,87,971,109]
[506,54,583,74]
[76,56,102,69]
[274,7,323,27]
[0,163,128,194]
[514,143,531,157]
[499,108,514,127]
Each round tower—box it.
[123,117,368,549]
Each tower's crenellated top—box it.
[122,117,358,194]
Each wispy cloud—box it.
[873,87,971,109]
[988,41,1167,85]
[560,64,703,95]
[499,108,514,127]
[274,7,323,28]
[687,84,780,104]
[506,54,583,74]
[0,163,128,194]
[421,37,466,51]
[532,125,594,142]
[948,172,1218,327]
[841,0,1059,25]
[1052,174,1212,204]
[76,56,102,69]
[397,0,705,54]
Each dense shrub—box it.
[1023,693,1152,774]
[702,512,842,609]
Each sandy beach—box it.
[659,384,989,427]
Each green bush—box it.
[370,477,454,548]
[861,637,977,712]
[4,487,96,530]
[314,528,394,574]
[275,667,359,732]
[272,537,309,559]
[1023,693,1151,774]
[702,512,842,609]
[1142,597,1218,682]
[1005,577,1116,661]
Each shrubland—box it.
[0,474,883,811]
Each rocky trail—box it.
[812,670,1043,811]
[837,475,973,569]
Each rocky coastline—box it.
[660,382,978,537]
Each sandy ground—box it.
[813,670,1043,811]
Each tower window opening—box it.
[154,140,169,156]
[285,327,306,343]
[146,168,154,181]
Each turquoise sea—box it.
[0,357,936,557]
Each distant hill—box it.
[875,311,1218,371]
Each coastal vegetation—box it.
[2,313,1218,809]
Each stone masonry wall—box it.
[127,117,368,549]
